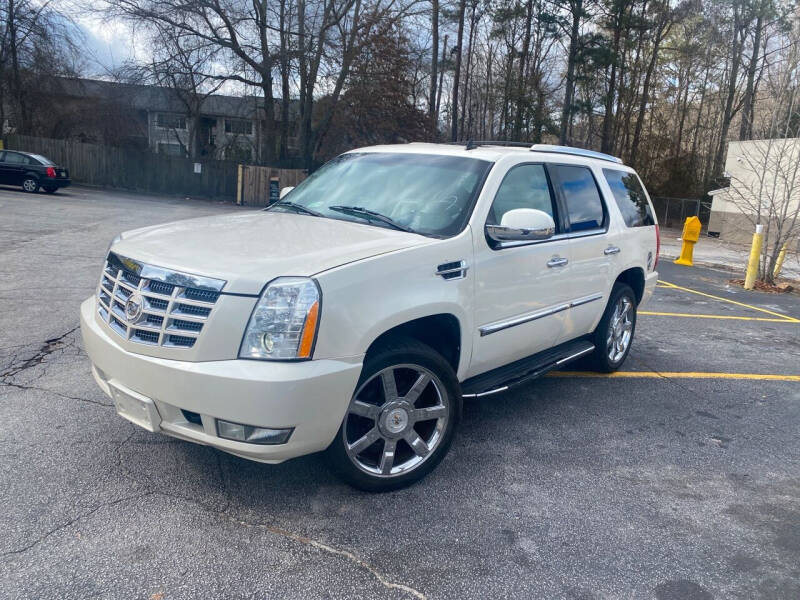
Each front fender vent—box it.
[436,260,468,280]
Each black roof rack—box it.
[445,140,533,151]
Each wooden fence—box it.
[4,134,239,200]
[237,164,308,206]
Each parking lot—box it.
[1,185,799,599]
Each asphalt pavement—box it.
[1,184,799,599]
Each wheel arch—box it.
[614,266,645,304]
[364,313,463,375]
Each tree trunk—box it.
[451,0,466,141]
[513,0,533,139]
[601,2,626,154]
[428,0,439,137]
[278,0,291,160]
[739,4,765,141]
[559,0,582,145]
[436,34,448,122]
[712,3,745,179]
[630,11,669,166]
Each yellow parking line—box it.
[548,371,800,381]
[639,311,795,323]
[657,279,799,322]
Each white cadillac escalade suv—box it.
[80,142,659,491]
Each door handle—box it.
[604,246,621,255]
[547,256,569,268]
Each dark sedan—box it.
[0,150,71,193]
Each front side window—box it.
[549,164,605,232]
[603,168,655,227]
[3,152,30,165]
[274,152,492,237]
[487,163,556,225]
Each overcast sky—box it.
[71,11,142,76]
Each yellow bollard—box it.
[773,241,789,279]
[744,224,763,290]
[236,164,243,205]
[674,216,702,266]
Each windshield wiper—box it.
[269,201,324,218]
[328,205,416,233]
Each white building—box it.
[708,138,800,244]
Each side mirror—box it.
[279,186,294,200]
[485,208,556,246]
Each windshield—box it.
[274,152,492,237]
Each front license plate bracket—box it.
[109,384,162,433]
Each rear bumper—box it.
[80,297,363,463]
[45,178,71,188]
[640,270,658,308]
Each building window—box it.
[156,113,186,130]
[224,119,253,135]
[158,142,185,157]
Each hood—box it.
[111,211,432,294]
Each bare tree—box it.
[726,34,800,284]
[148,25,224,159]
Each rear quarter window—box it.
[548,164,606,232]
[603,169,655,227]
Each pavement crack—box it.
[0,381,112,408]
[0,325,79,381]
[0,492,154,558]
[148,489,426,599]
[248,521,428,600]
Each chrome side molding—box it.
[479,293,603,336]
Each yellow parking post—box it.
[236,164,243,205]
[674,216,702,266]
[773,240,789,279]
[744,224,763,290]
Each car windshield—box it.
[272,152,492,237]
[29,154,54,165]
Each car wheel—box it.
[22,177,39,193]
[43,186,57,194]
[589,283,637,373]
[326,337,461,492]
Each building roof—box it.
[46,77,297,120]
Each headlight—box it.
[239,277,321,360]
[106,233,122,256]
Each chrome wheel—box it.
[23,178,38,192]
[607,296,633,363]
[343,364,449,478]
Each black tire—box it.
[22,177,39,193]
[326,336,462,492]
[43,186,57,194]
[589,283,637,373]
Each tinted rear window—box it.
[603,169,655,227]
[549,164,605,232]
[29,153,54,165]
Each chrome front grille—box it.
[96,252,226,349]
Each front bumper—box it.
[80,297,363,463]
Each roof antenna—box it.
[465,140,477,150]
